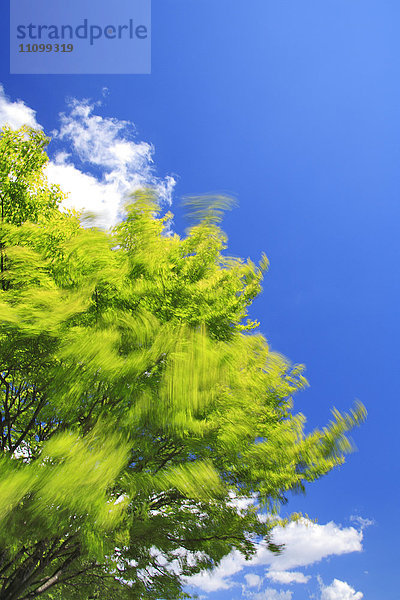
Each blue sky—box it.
[1,1,399,598]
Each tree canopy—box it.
[0,125,365,600]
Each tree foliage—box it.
[0,125,366,600]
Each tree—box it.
[0,126,366,600]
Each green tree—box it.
[0,126,365,600]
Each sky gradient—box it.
[1,1,399,598]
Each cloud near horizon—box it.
[245,589,293,600]
[319,578,363,600]
[185,518,363,593]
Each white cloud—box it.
[186,550,244,592]
[267,570,310,585]
[0,85,40,129]
[185,518,363,593]
[47,99,175,227]
[320,578,363,600]
[247,589,293,600]
[245,573,262,588]
[264,519,363,572]
[0,87,175,228]
[350,515,374,531]
[46,156,124,229]
[227,492,259,514]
